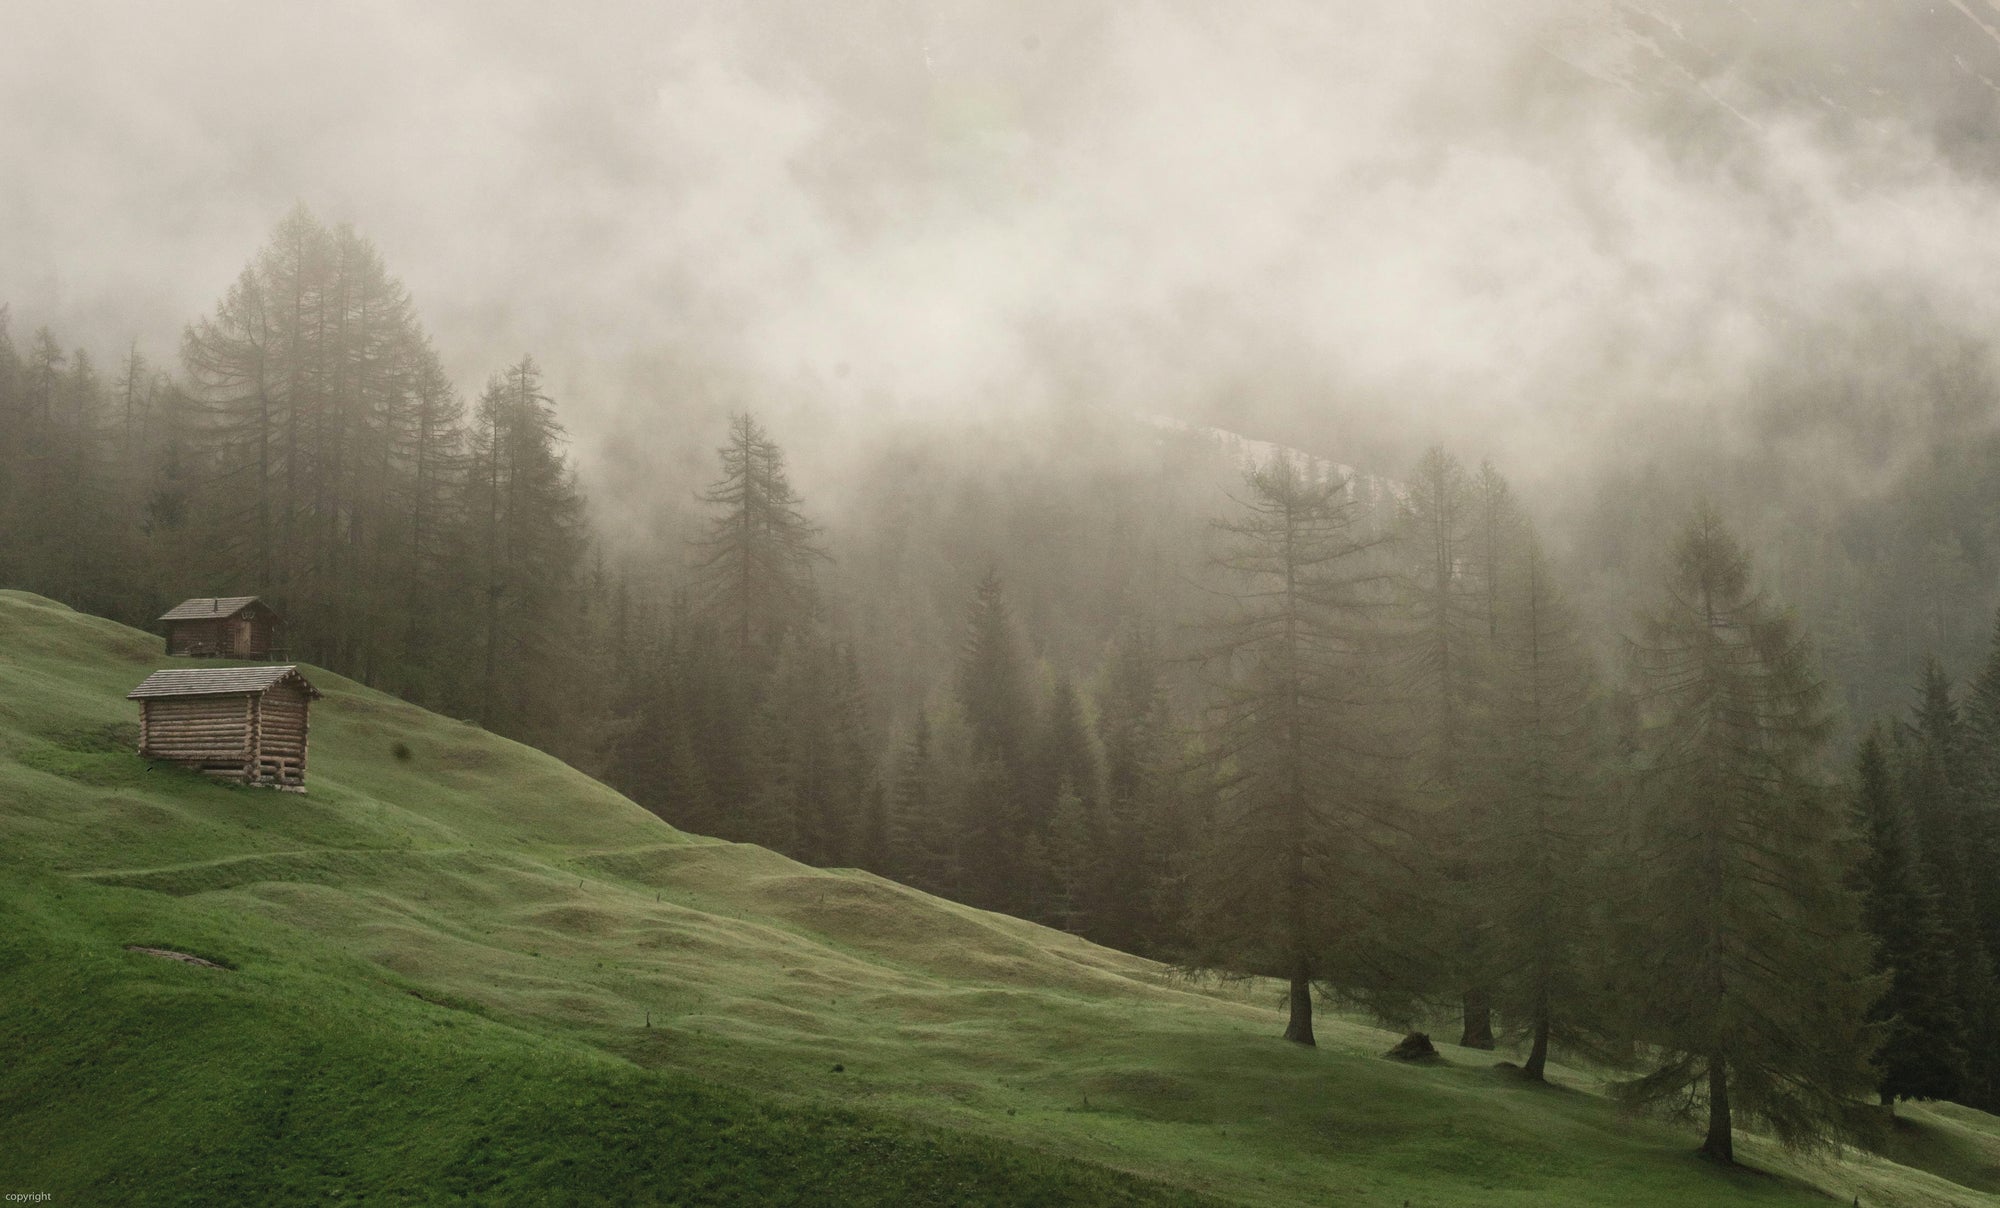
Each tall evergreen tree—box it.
[1618,507,1875,1163]
[468,356,585,742]
[1394,446,1498,1049]
[181,207,470,701]
[1190,456,1403,1046]
[692,414,826,662]
[0,308,19,584]
[1954,608,2000,975]
[1897,658,2000,1111]
[1027,676,1099,922]
[1851,728,1966,1106]
[1096,620,1181,954]
[888,711,954,894]
[1480,527,1605,1082]
[954,571,1037,911]
[756,629,874,865]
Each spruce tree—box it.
[1046,785,1098,933]
[1097,620,1180,953]
[953,571,1036,911]
[755,631,873,866]
[1619,507,1875,1162]
[1028,677,1099,922]
[1954,608,2000,978]
[0,308,19,584]
[468,356,585,742]
[1897,660,2000,1111]
[1851,728,1966,1106]
[888,712,953,894]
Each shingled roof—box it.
[126,666,321,701]
[157,596,266,623]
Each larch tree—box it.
[393,350,468,698]
[1395,446,1497,1049]
[182,207,464,693]
[1481,526,1606,1082]
[1619,507,1875,1163]
[1191,455,1402,1047]
[692,414,826,663]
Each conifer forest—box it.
[8,3,2000,1203]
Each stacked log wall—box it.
[255,683,309,788]
[139,695,251,778]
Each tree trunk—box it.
[1700,1056,1733,1164]
[1523,1011,1550,1081]
[1459,988,1495,1050]
[1284,958,1316,1046]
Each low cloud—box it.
[8,0,2000,523]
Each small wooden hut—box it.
[126,666,321,790]
[158,596,283,659]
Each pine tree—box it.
[1190,456,1403,1046]
[1851,728,1966,1106]
[1618,507,1875,1163]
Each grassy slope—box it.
[0,590,1992,1207]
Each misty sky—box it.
[9,0,2000,505]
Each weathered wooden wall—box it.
[139,695,252,777]
[165,619,226,657]
[254,682,309,788]
[165,612,280,658]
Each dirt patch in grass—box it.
[125,945,229,970]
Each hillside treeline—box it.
[3,209,1997,1161]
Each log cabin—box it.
[158,596,283,658]
[127,666,321,790]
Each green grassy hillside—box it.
[1,590,1993,1206]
